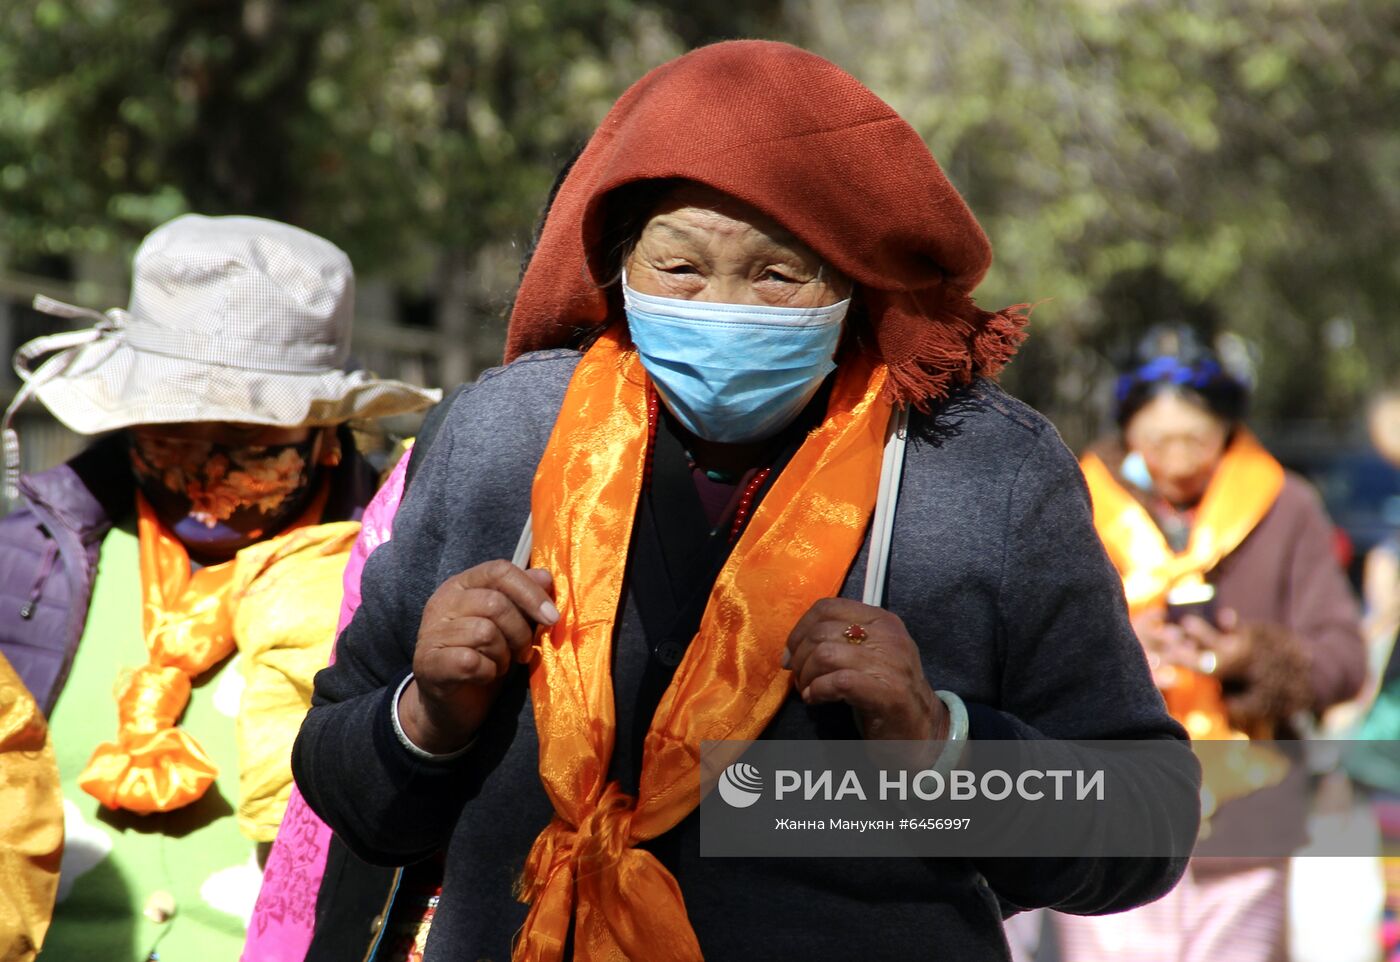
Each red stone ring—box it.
[842,623,868,645]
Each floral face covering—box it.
[128,432,321,559]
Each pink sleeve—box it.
[331,452,412,656]
[242,451,411,962]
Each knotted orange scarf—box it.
[79,486,327,814]
[1080,431,1285,738]
[515,329,890,961]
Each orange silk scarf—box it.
[515,329,891,962]
[79,486,327,814]
[1080,430,1285,738]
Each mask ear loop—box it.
[4,296,127,502]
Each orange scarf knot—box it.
[516,783,695,962]
[520,783,637,904]
[79,664,218,811]
[79,486,327,814]
[116,664,192,733]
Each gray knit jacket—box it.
[294,349,1195,962]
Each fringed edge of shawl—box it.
[878,289,1032,412]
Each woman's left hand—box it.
[783,598,948,741]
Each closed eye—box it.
[662,263,699,275]
[760,269,802,284]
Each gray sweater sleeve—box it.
[969,429,1199,915]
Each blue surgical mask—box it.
[622,277,849,444]
[1121,451,1154,492]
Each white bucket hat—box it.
[3,214,441,493]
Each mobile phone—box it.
[1165,583,1217,625]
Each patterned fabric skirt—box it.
[1055,858,1290,962]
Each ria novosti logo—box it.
[717,762,764,808]
[714,760,1107,808]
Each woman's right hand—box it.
[1132,608,1197,691]
[399,560,558,754]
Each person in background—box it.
[294,40,1197,962]
[0,650,62,961]
[243,444,417,962]
[1362,389,1400,660]
[243,150,585,962]
[0,214,436,961]
[1348,633,1400,962]
[1348,386,1400,962]
[244,147,582,962]
[1059,331,1367,962]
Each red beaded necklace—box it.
[727,468,772,543]
[644,390,773,545]
[643,389,659,491]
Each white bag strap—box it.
[511,512,534,569]
[862,405,910,607]
[508,404,909,603]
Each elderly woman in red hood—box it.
[294,41,1195,962]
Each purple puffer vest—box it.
[0,431,378,713]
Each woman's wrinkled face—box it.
[1124,392,1230,507]
[623,183,850,308]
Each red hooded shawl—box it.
[505,39,1027,406]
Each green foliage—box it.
[285,0,685,282]
[796,0,1400,442]
[0,0,778,266]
